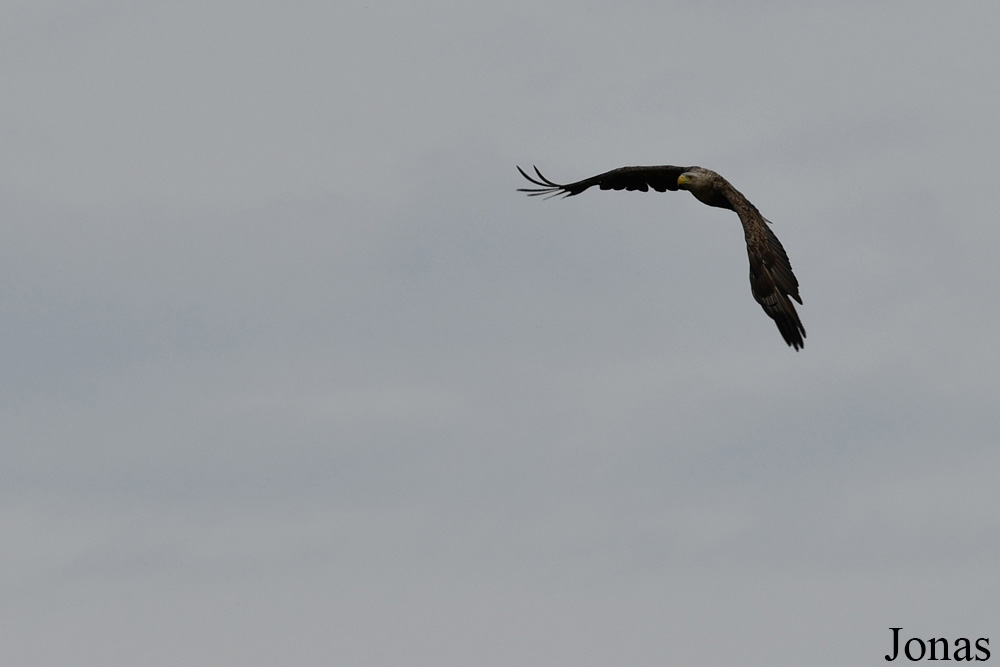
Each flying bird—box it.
[517,164,806,350]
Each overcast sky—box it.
[2,1,999,665]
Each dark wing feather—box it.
[725,189,806,350]
[517,165,691,199]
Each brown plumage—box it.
[517,165,806,350]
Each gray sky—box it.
[2,1,999,664]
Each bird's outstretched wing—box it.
[517,165,690,198]
[726,193,806,350]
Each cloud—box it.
[2,1,1000,664]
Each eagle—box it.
[517,165,806,350]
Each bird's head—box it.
[676,167,732,209]
[676,168,713,191]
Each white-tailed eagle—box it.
[517,165,806,350]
